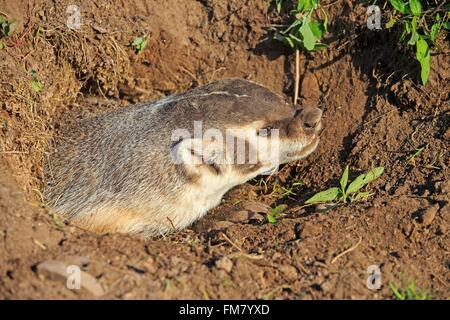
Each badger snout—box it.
[288,106,323,137]
[297,107,323,133]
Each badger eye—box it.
[258,126,272,137]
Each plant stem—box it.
[294,49,300,105]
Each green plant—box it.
[30,70,42,93]
[406,146,424,165]
[254,175,303,199]
[0,15,15,37]
[305,165,384,205]
[51,213,65,230]
[386,0,449,85]
[272,0,327,103]
[389,281,433,300]
[131,36,148,54]
[266,204,286,224]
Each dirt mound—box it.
[0,0,448,299]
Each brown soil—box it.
[0,0,448,299]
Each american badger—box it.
[44,78,323,236]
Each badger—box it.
[44,78,323,237]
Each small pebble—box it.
[215,256,233,273]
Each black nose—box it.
[296,107,322,129]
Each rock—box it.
[241,201,270,214]
[420,204,439,226]
[210,221,234,230]
[315,203,337,213]
[36,260,104,296]
[91,24,107,34]
[215,256,233,273]
[279,265,298,280]
[228,210,264,222]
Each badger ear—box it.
[170,137,223,175]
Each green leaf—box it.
[405,20,411,33]
[30,69,42,92]
[340,165,349,192]
[275,0,283,13]
[31,79,42,93]
[267,214,277,224]
[444,22,450,30]
[409,0,422,16]
[2,22,10,36]
[400,20,411,41]
[346,167,384,195]
[272,204,286,215]
[390,283,406,300]
[408,17,419,45]
[274,32,291,47]
[284,19,302,34]
[313,43,327,51]
[297,0,316,12]
[430,23,440,42]
[131,36,148,54]
[389,0,407,13]
[351,192,373,202]
[309,21,324,39]
[386,18,397,29]
[321,8,328,32]
[267,204,286,224]
[305,187,341,204]
[288,33,304,47]
[299,23,317,51]
[0,41,3,50]
[416,37,430,85]
[0,16,4,24]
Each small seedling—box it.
[51,213,65,230]
[406,146,424,166]
[305,165,384,205]
[389,281,433,300]
[266,204,286,224]
[0,15,15,37]
[254,175,303,200]
[30,69,42,93]
[387,0,449,85]
[131,36,148,54]
[272,0,327,103]
[274,0,283,13]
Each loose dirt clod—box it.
[228,210,264,223]
[420,204,440,226]
[215,257,233,273]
